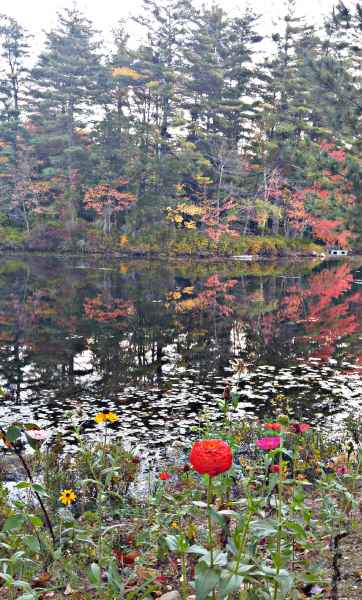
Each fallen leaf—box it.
[32,572,51,588]
[112,548,140,566]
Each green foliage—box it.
[0,413,361,598]
[0,1,361,253]
[0,226,28,249]
[125,225,321,257]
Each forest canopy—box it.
[0,0,362,255]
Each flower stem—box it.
[0,426,56,545]
[181,554,188,600]
[273,451,283,600]
[207,475,216,600]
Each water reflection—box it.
[0,255,362,447]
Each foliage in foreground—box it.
[0,402,362,599]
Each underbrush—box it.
[0,400,362,599]
[123,226,322,258]
[0,221,323,258]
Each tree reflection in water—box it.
[0,255,362,444]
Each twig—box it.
[331,531,349,600]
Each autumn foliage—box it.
[84,184,136,234]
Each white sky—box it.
[0,0,356,53]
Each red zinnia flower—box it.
[189,439,233,477]
[256,437,281,451]
[264,423,281,431]
[292,423,311,434]
[159,472,171,480]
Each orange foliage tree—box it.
[84,183,136,234]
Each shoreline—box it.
[0,249,355,261]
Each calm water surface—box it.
[1,254,362,451]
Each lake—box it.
[1,254,362,451]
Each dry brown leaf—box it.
[32,572,51,588]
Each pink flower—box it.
[25,430,48,442]
[291,423,311,434]
[270,464,280,473]
[336,465,348,475]
[256,437,281,451]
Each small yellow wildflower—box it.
[59,489,77,506]
[182,286,194,295]
[171,521,179,529]
[95,412,107,424]
[119,263,129,274]
[95,411,119,424]
[167,291,181,301]
[119,234,129,246]
[105,411,119,423]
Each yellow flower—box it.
[167,291,181,301]
[59,489,77,506]
[184,221,196,229]
[105,411,119,423]
[182,286,194,295]
[95,412,107,424]
[95,411,119,424]
[119,234,129,246]
[171,521,179,529]
[174,214,183,223]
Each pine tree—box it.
[0,14,30,210]
[29,8,105,218]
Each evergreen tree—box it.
[29,8,105,218]
[0,14,30,211]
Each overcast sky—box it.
[0,0,355,53]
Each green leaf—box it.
[15,482,31,490]
[165,535,178,551]
[108,558,123,593]
[30,483,49,497]
[29,516,43,528]
[218,574,244,598]
[188,544,208,555]
[23,535,40,553]
[2,515,25,531]
[165,534,189,554]
[209,507,225,526]
[267,473,279,494]
[276,569,294,595]
[250,519,278,539]
[195,562,220,600]
[89,562,101,586]
[5,426,22,443]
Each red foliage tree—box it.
[84,183,136,234]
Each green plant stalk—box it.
[181,554,188,600]
[207,475,216,600]
[273,449,283,600]
[0,426,56,545]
